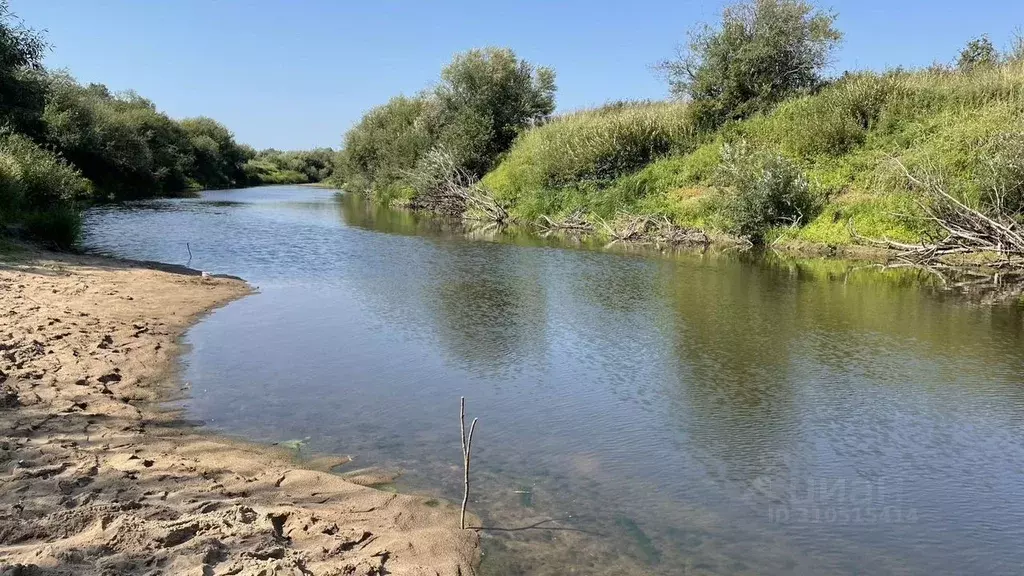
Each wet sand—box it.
[0,248,478,575]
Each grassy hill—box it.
[482,60,1024,248]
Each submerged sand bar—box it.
[0,249,478,575]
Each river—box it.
[83,185,1024,575]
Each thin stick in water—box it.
[460,396,478,530]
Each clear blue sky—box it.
[10,1,1022,150]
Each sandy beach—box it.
[0,248,479,576]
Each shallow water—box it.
[84,186,1024,575]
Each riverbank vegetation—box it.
[335,0,1024,270]
[333,47,556,208]
[243,148,337,185]
[0,1,337,249]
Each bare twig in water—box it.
[459,396,478,530]
[186,242,192,266]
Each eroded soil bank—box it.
[0,249,478,576]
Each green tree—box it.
[117,94,194,194]
[433,47,556,176]
[180,116,252,189]
[42,75,196,199]
[337,48,556,197]
[0,0,47,135]
[957,35,999,71]
[660,0,842,131]
[43,75,154,198]
[337,95,436,192]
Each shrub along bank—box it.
[337,0,1024,257]
[485,60,1024,247]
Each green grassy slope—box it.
[482,60,1024,246]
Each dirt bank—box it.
[0,249,479,576]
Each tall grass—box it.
[483,102,695,220]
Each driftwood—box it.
[850,158,1024,273]
[595,213,711,247]
[537,209,594,234]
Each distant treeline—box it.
[0,0,337,248]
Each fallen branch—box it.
[407,149,509,223]
[849,158,1024,274]
[469,517,605,536]
[538,209,594,233]
[602,213,711,247]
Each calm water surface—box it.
[83,186,1024,575]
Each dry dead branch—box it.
[537,208,594,233]
[407,149,509,223]
[849,158,1024,274]
[598,213,711,247]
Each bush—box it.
[0,153,22,223]
[1008,32,1024,64]
[659,0,842,131]
[714,142,817,241]
[0,132,89,249]
[979,129,1024,217]
[957,35,999,72]
[0,132,91,210]
[22,205,81,249]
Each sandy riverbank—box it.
[0,248,479,575]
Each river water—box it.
[83,186,1024,575]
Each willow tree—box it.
[660,0,842,131]
[0,0,48,136]
[433,47,556,177]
